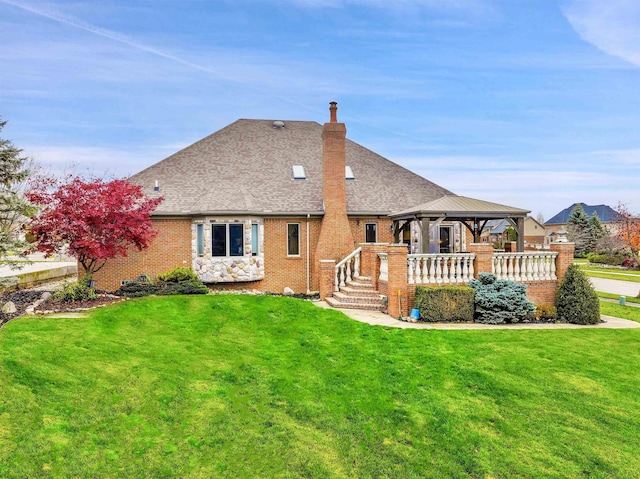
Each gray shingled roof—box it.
[130,119,453,216]
[390,195,530,220]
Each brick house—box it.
[94,103,572,317]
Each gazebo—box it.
[390,195,531,253]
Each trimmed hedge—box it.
[156,267,198,283]
[470,273,535,324]
[414,286,475,322]
[556,264,600,324]
[115,279,208,298]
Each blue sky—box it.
[1,0,638,221]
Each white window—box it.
[365,223,377,243]
[212,223,244,257]
[287,223,300,256]
[251,223,259,256]
[196,224,204,256]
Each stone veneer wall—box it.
[191,219,265,283]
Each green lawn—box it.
[2,296,640,478]
[600,301,640,323]
[597,291,640,305]
[577,264,640,283]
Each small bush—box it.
[54,279,98,303]
[533,304,557,321]
[556,265,600,325]
[414,286,475,322]
[621,258,639,270]
[587,249,636,266]
[470,273,535,324]
[115,276,208,298]
[156,279,208,295]
[114,281,157,298]
[157,267,198,283]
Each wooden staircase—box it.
[325,276,384,311]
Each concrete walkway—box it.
[313,301,640,330]
[0,260,77,289]
[589,277,640,297]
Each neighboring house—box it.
[545,203,617,235]
[93,103,530,293]
[481,216,548,249]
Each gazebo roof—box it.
[390,195,530,220]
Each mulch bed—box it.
[33,294,123,314]
[0,290,45,327]
[0,288,124,329]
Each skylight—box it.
[292,165,306,180]
[345,165,355,180]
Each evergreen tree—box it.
[0,118,36,267]
[566,203,590,255]
[588,211,607,252]
[556,265,600,324]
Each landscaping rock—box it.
[2,301,17,315]
[283,287,294,296]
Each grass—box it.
[1,295,640,478]
[575,263,640,283]
[597,291,640,305]
[600,301,640,323]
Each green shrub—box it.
[156,279,208,295]
[53,279,98,303]
[156,267,198,283]
[115,277,208,298]
[556,265,600,325]
[114,281,157,298]
[534,304,557,320]
[414,286,474,322]
[470,273,535,324]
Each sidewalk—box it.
[313,301,640,330]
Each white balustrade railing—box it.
[334,247,361,292]
[407,253,476,285]
[378,253,388,282]
[492,252,558,281]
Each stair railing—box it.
[334,247,362,292]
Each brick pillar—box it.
[550,242,575,282]
[319,260,336,300]
[468,243,494,278]
[359,243,388,290]
[386,244,409,319]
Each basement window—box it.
[345,165,355,180]
[292,165,306,180]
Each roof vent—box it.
[273,120,285,129]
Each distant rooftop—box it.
[545,203,617,225]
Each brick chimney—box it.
[314,102,356,280]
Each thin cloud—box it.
[282,0,486,10]
[562,0,640,67]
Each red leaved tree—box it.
[26,176,163,278]
[612,202,640,256]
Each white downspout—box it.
[306,214,311,294]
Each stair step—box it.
[326,297,383,311]
[339,286,381,298]
[333,291,383,304]
[353,276,372,283]
[345,280,375,290]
